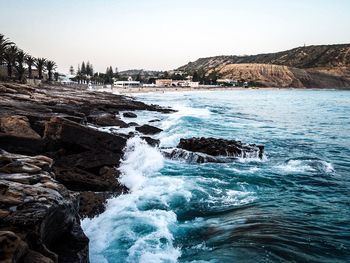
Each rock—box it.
[135,124,163,135]
[44,117,127,154]
[163,148,222,163]
[177,137,264,160]
[0,115,41,139]
[79,191,114,219]
[149,119,160,123]
[53,166,126,192]
[123,112,137,118]
[128,122,139,127]
[0,231,28,263]
[141,136,160,147]
[0,150,89,263]
[88,112,128,127]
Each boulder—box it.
[128,122,139,127]
[177,137,264,160]
[123,112,137,118]
[44,117,127,154]
[141,136,160,147]
[135,124,163,135]
[79,191,114,219]
[0,150,89,263]
[88,112,128,127]
[0,115,41,139]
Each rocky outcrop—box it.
[164,137,264,163]
[135,124,163,135]
[0,150,88,262]
[0,82,172,261]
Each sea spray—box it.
[82,137,182,263]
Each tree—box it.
[25,55,35,79]
[81,61,86,75]
[54,72,59,81]
[4,45,18,78]
[69,65,74,75]
[192,71,199,82]
[35,58,46,79]
[46,60,56,81]
[0,34,13,65]
[15,50,27,82]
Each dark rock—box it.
[79,191,114,219]
[141,136,160,147]
[53,166,126,192]
[88,112,128,127]
[123,112,137,118]
[128,122,139,127]
[44,117,127,154]
[149,119,160,123]
[135,124,163,135]
[177,137,264,160]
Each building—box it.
[217,79,238,86]
[114,80,141,87]
[156,79,199,87]
[155,79,173,87]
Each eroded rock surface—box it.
[0,150,88,263]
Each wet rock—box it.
[123,112,137,118]
[149,119,160,123]
[0,150,89,263]
[135,124,163,135]
[79,191,114,219]
[88,112,128,127]
[178,137,264,159]
[141,136,160,147]
[0,115,41,139]
[44,117,127,154]
[128,122,139,127]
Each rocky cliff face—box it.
[178,44,350,88]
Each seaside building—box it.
[156,79,200,87]
[155,79,173,87]
[114,80,141,87]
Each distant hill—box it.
[178,44,350,88]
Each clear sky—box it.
[1,0,349,73]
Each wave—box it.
[276,159,335,173]
[82,137,184,263]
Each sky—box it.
[1,0,350,73]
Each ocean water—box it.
[82,89,350,263]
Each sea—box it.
[82,89,350,263]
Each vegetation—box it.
[0,33,57,83]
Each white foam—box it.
[82,137,189,263]
[276,159,335,173]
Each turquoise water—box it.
[82,89,350,263]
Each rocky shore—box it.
[0,82,172,262]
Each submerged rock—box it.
[123,112,137,118]
[135,124,163,135]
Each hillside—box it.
[216,64,350,88]
[178,44,350,88]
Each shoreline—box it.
[93,86,349,95]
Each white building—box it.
[114,80,141,87]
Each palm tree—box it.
[0,34,13,65]
[46,60,56,81]
[3,45,18,78]
[25,55,35,79]
[15,50,27,82]
[35,58,46,79]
